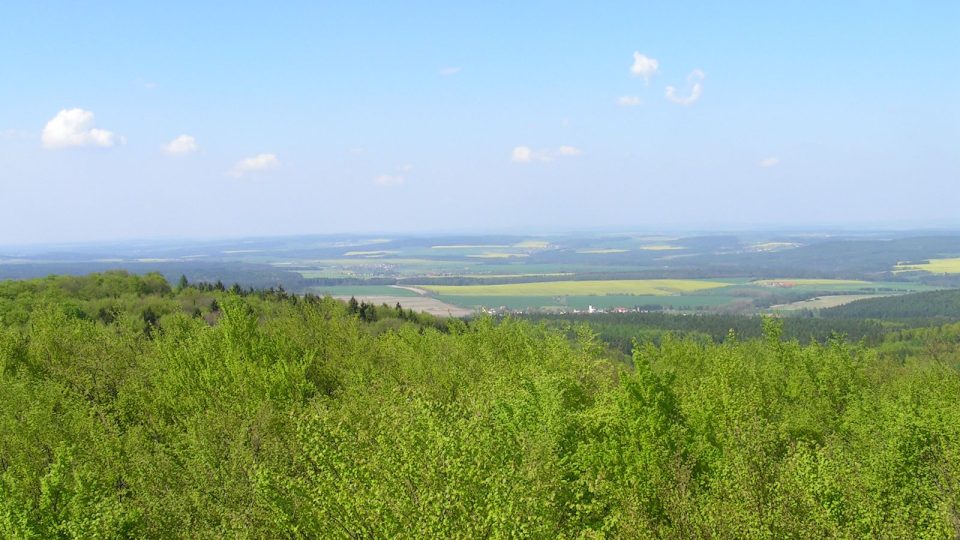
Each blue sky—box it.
[1,1,957,245]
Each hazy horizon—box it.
[2,2,957,245]
[6,223,960,252]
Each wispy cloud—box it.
[759,157,780,168]
[617,96,642,107]
[665,69,705,105]
[511,145,583,163]
[375,164,412,186]
[630,52,659,83]
[439,67,461,76]
[41,109,120,149]
[375,174,405,186]
[229,153,280,177]
[1,128,31,140]
[163,134,198,155]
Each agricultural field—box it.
[438,294,740,311]
[412,277,940,314]
[342,250,397,257]
[751,279,936,294]
[420,279,732,297]
[753,279,873,287]
[4,231,960,315]
[638,244,684,251]
[895,257,960,274]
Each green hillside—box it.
[1,273,959,537]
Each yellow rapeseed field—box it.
[895,258,960,274]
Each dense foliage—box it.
[2,273,959,537]
[522,311,910,354]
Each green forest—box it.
[2,272,960,537]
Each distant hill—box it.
[821,288,960,319]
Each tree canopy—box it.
[1,273,959,537]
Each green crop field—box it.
[422,279,732,297]
[752,280,936,293]
[437,294,737,310]
[753,279,873,286]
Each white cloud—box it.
[665,69,705,105]
[229,153,280,177]
[759,157,780,168]
[512,146,535,163]
[439,67,461,76]
[512,145,582,163]
[630,52,659,82]
[144,82,159,90]
[41,109,119,149]
[375,174,405,186]
[163,134,198,155]
[617,96,642,107]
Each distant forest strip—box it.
[822,288,960,319]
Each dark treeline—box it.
[822,288,960,319]
[676,236,960,280]
[2,272,960,537]
[518,236,960,281]
[0,271,449,335]
[304,277,397,287]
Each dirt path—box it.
[333,295,473,318]
[389,285,430,296]
[769,294,895,312]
